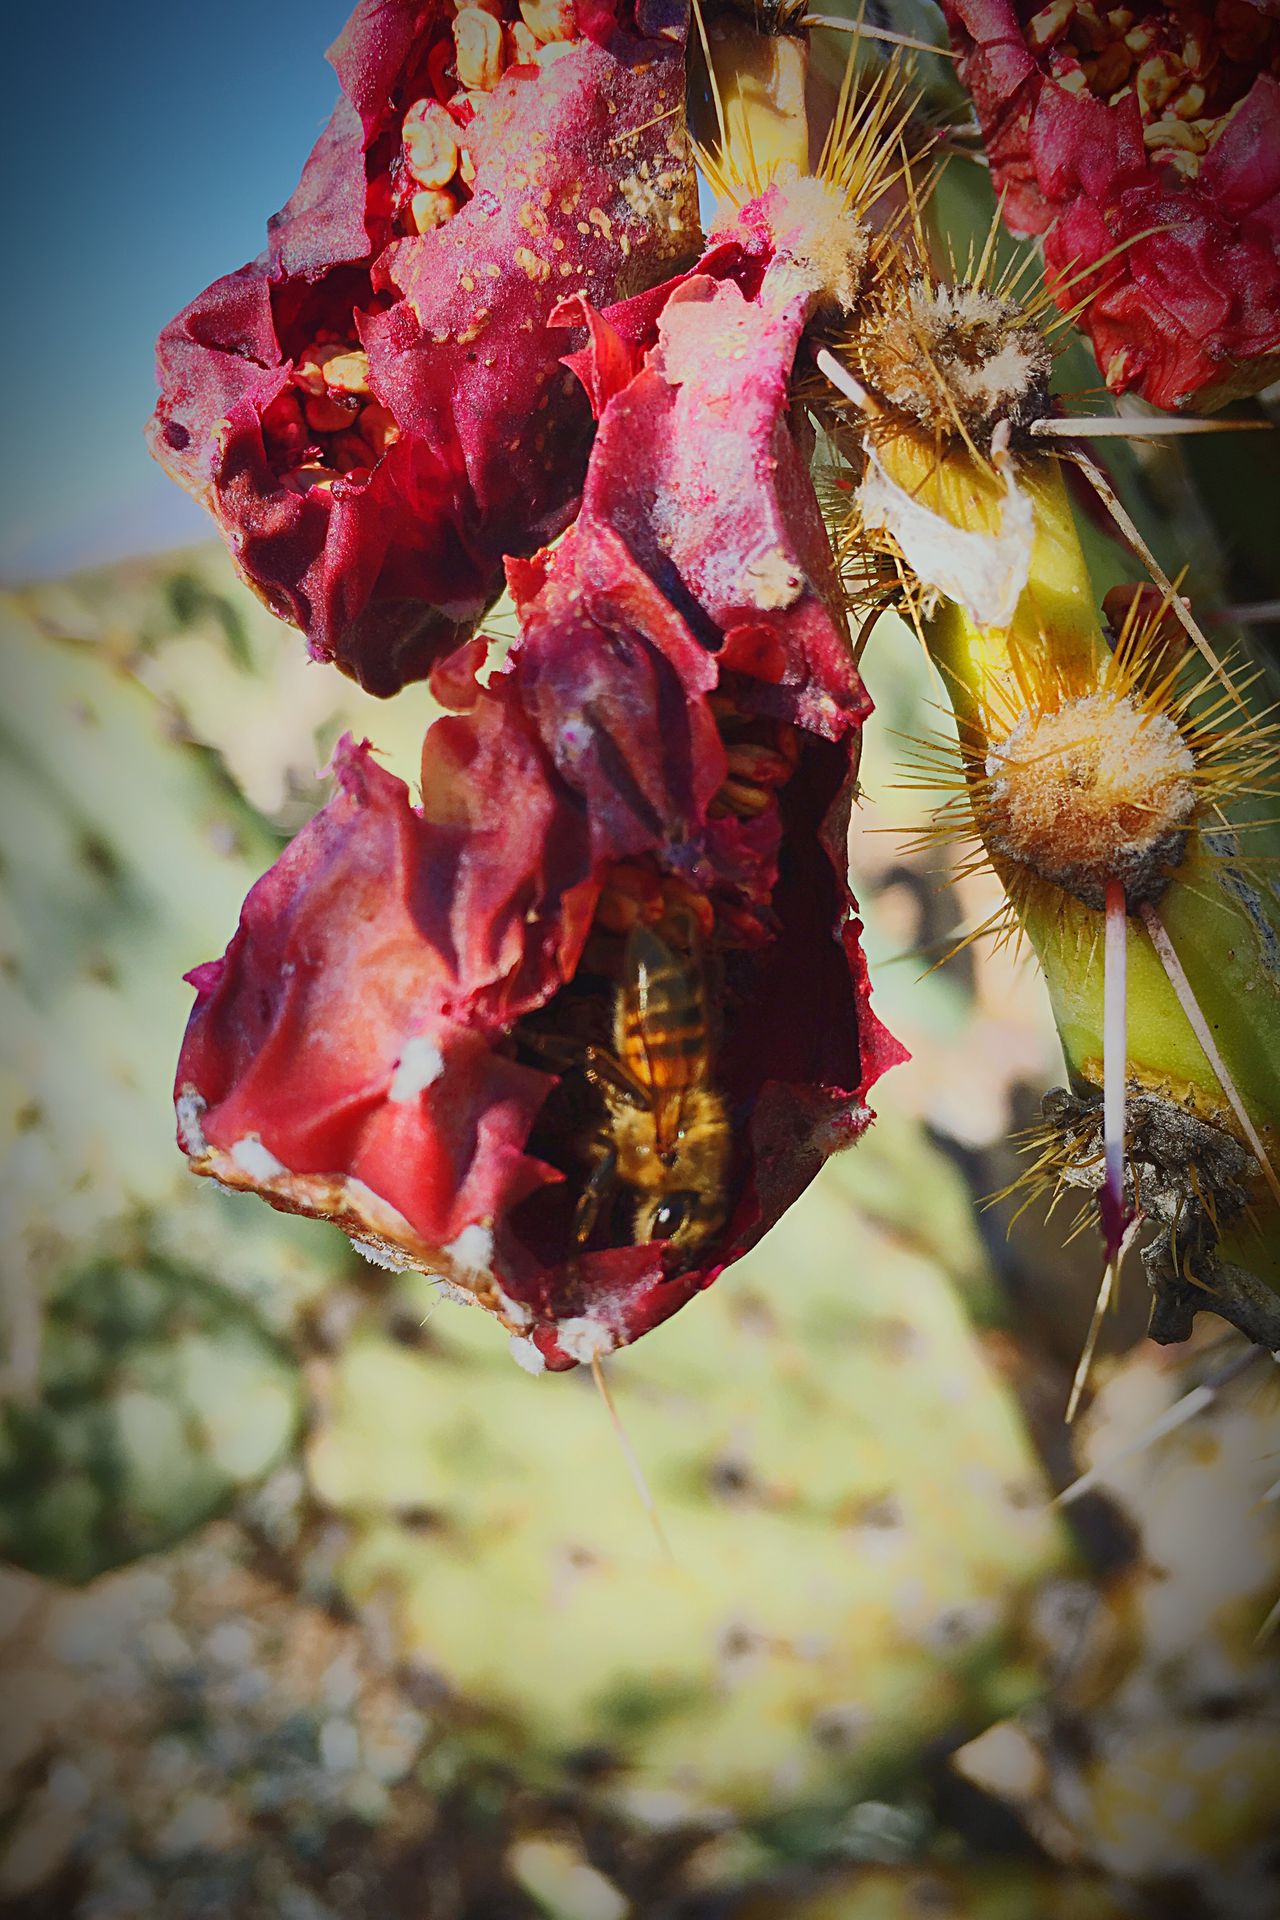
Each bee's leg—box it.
[517,1028,582,1072]
[581,1046,650,1110]
[574,1143,619,1248]
[517,1032,649,1109]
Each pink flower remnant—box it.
[174,193,906,1370]
[942,0,1280,409]
[149,0,697,695]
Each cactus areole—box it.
[173,192,907,1370]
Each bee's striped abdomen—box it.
[616,923,712,1096]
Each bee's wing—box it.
[623,923,710,1131]
[626,922,676,1018]
[623,923,677,1090]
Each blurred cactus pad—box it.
[3,534,1278,1916]
[5,15,1280,1897]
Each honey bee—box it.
[573,921,731,1260]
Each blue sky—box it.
[1,1,352,580]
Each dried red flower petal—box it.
[175,191,905,1368]
[150,0,697,694]
[942,0,1280,408]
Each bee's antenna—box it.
[590,1352,675,1564]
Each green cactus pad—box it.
[0,594,344,1575]
[0,1252,300,1583]
[309,1165,1069,1824]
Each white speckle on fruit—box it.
[230,1135,287,1181]
[554,1315,617,1363]
[175,1087,209,1157]
[445,1223,494,1275]
[494,1282,532,1327]
[388,1035,445,1102]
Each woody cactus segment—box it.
[919,453,1280,1307]
[149,0,697,696]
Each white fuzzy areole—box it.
[554,1315,619,1364]
[493,1282,533,1328]
[509,1335,546,1375]
[983,691,1197,903]
[349,1237,413,1272]
[858,451,1034,631]
[229,1134,288,1181]
[952,337,1041,416]
[175,1087,209,1158]
[714,174,869,313]
[445,1223,494,1276]
[777,177,869,312]
[428,1274,483,1309]
[898,280,1051,429]
[388,1035,445,1103]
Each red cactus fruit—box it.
[174,191,905,1369]
[149,0,697,695]
[941,0,1280,408]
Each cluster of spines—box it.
[695,11,1280,1398]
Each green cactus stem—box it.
[910,448,1280,1325]
[692,6,813,185]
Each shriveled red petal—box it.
[942,2,1280,408]
[939,0,1049,236]
[176,737,585,1276]
[176,194,906,1368]
[150,0,697,695]
[567,211,867,738]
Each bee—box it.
[573,921,732,1260]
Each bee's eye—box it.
[650,1192,697,1241]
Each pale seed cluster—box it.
[262,343,400,495]
[263,0,592,493]
[396,0,581,235]
[1027,0,1276,179]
